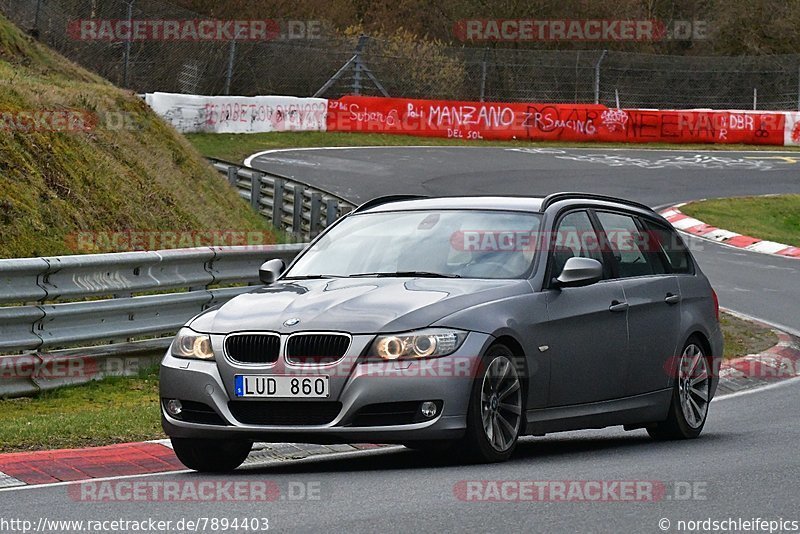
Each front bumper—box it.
[160,331,492,443]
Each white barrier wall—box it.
[784,112,800,146]
[145,92,328,134]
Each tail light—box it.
[711,288,720,322]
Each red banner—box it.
[326,96,785,145]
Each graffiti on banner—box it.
[145,93,327,134]
[327,96,787,146]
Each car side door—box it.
[541,209,630,406]
[593,210,682,397]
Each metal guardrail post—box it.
[310,193,322,237]
[250,171,262,211]
[227,166,237,186]
[292,187,304,236]
[325,199,338,227]
[272,178,285,228]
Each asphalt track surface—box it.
[2,147,798,533]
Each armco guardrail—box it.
[208,158,355,239]
[0,244,305,397]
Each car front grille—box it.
[285,334,350,365]
[228,401,342,425]
[225,334,280,364]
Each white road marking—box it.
[243,145,800,168]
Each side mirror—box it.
[554,257,603,288]
[259,259,286,285]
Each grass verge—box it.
[681,195,800,248]
[720,312,778,360]
[0,14,271,258]
[186,131,800,164]
[0,366,161,453]
[0,312,778,453]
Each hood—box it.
[190,277,529,334]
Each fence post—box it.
[753,88,757,110]
[352,35,369,95]
[594,49,607,105]
[225,27,247,95]
[122,0,134,88]
[480,48,489,102]
[310,193,322,237]
[325,199,338,227]
[250,171,262,211]
[272,179,285,228]
[33,0,42,33]
[292,187,304,237]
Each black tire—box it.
[459,344,524,463]
[171,438,253,472]
[647,336,711,441]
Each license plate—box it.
[234,375,330,398]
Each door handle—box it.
[609,300,629,312]
[664,293,681,305]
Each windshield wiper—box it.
[281,274,342,280]
[347,271,461,278]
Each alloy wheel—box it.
[480,355,522,452]
[677,344,710,429]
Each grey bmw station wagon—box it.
[160,193,723,470]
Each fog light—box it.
[420,401,438,418]
[166,399,183,417]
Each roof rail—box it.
[541,192,653,212]
[352,194,429,213]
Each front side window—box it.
[285,209,543,280]
[550,210,605,278]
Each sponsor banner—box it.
[327,96,787,145]
[145,92,327,134]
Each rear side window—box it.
[642,220,694,274]
[595,211,666,278]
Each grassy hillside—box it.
[0,14,270,258]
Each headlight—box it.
[367,329,467,361]
[171,328,214,360]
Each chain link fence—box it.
[4,0,800,110]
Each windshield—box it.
[285,209,542,280]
